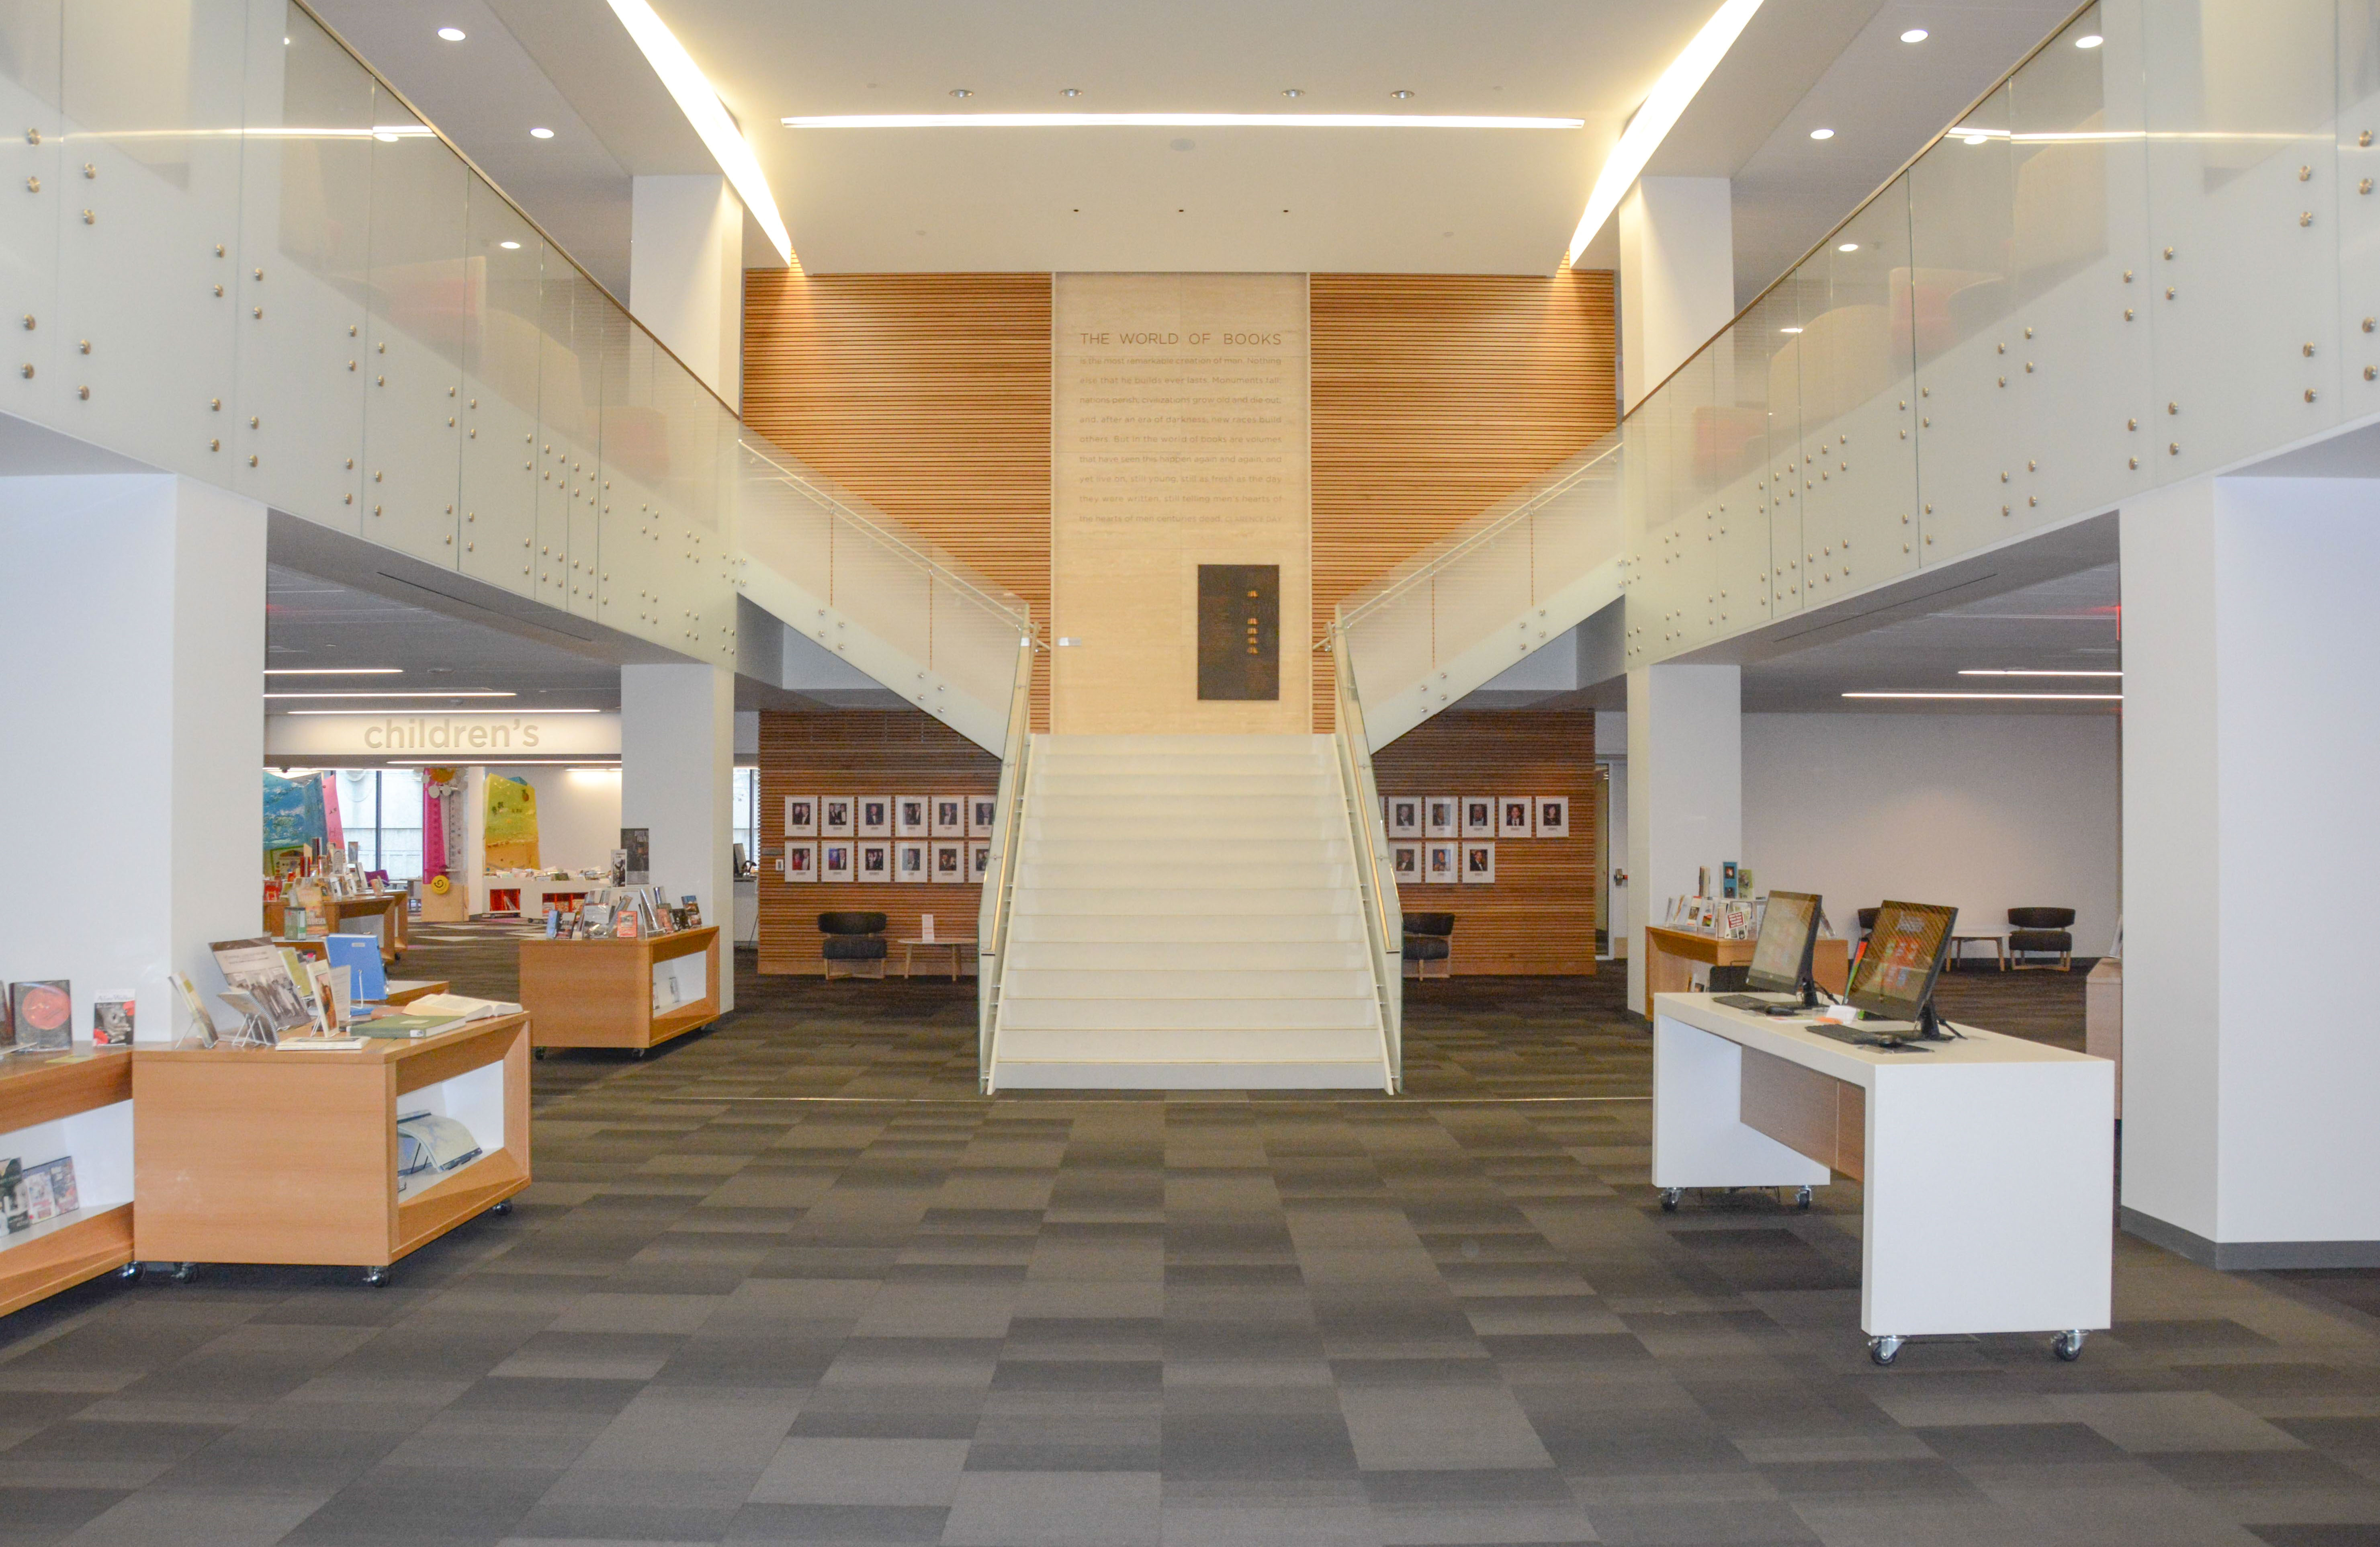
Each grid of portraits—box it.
[1380,793,1570,887]
[780,793,997,885]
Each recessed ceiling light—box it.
[1900,28,1928,43]
[1842,691,2121,701]
[950,88,972,98]
[1391,90,1414,100]
[2075,33,2104,48]
[1780,326,1803,334]
[1963,132,1991,145]
[498,240,521,249]
[529,126,554,138]
[264,690,517,700]
[1837,241,1859,252]
[263,667,405,675]
[1283,88,1304,98]
[1958,668,2123,677]
[437,26,466,41]
[1061,88,1081,98]
[784,112,1582,129]
[1809,127,1835,140]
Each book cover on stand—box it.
[91,996,133,1047]
[8,981,71,1053]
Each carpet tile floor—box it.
[2,927,2376,1546]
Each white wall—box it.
[487,765,621,873]
[1742,713,2119,953]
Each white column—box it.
[622,662,735,1011]
[629,174,745,406]
[2119,475,2380,1267]
[1618,176,1735,412]
[0,475,265,1043]
[1626,664,1741,1013]
[461,764,489,916]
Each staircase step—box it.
[1016,863,1357,891]
[1020,837,1353,863]
[1011,886,1357,915]
[1000,967,1379,999]
[1005,940,1373,972]
[996,996,1379,1031]
[991,1024,1384,1066]
[1005,914,1367,944]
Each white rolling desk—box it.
[1652,993,2113,1365]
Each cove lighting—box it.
[607,0,795,262]
[1901,28,1929,42]
[436,26,466,41]
[1842,691,2122,702]
[781,112,1582,130]
[1566,0,1765,264]
[264,667,404,675]
[1958,669,2123,678]
[264,690,514,700]
[1780,326,1803,334]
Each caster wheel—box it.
[170,1262,198,1285]
[1658,1188,1683,1213]
[2052,1330,2087,1362]
[1867,1335,1904,1367]
[360,1266,389,1288]
[632,1048,647,1060]
[534,1047,548,1061]
[491,1200,514,1217]
[117,1262,142,1284]
[1794,1186,1813,1212]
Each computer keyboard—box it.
[1711,993,1793,1012]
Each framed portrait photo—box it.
[1461,841,1496,885]
[895,796,928,839]
[819,841,855,882]
[894,839,928,883]
[783,796,817,838]
[1424,840,1459,885]
[821,797,855,838]
[1461,796,1495,838]
[1535,796,1570,839]
[857,840,891,882]
[968,795,998,838]
[1386,797,1421,839]
[931,797,965,838]
[931,839,966,883]
[783,841,818,883]
[1390,841,1421,881]
[858,797,891,838]
[1424,797,1457,839]
[1497,796,1532,838]
[969,840,992,880]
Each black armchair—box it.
[1402,913,1455,980]
[819,911,890,979]
[2006,908,2076,971]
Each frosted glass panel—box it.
[458,177,540,594]
[534,260,593,610]
[1797,178,1918,601]
[56,0,246,477]
[2337,0,2380,395]
[360,95,464,563]
[235,6,368,527]
[0,0,60,428]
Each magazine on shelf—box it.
[208,938,316,1040]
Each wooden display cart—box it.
[0,1052,135,1318]
[1642,924,1849,1020]
[518,926,719,1055]
[264,890,407,965]
[131,1014,530,1284]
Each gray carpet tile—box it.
[1,923,2375,1547]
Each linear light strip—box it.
[263,691,514,700]
[281,708,608,716]
[1568,0,1764,264]
[1957,669,2122,678]
[780,113,1582,130]
[1842,691,2122,702]
[606,0,795,263]
[263,667,406,675]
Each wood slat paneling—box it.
[742,273,1054,728]
[1371,709,1598,975]
[1310,271,1618,728]
[757,709,1002,975]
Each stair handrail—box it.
[739,436,1036,639]
[977,637,1038,1088]
[1326,623,1405,1092]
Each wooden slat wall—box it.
[1371,709,1598,975]
[757,710,1003,975]
[741,273,1054,728]
[1310,271,1618,729]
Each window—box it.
[333,769,426,881]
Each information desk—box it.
[518,926,719,1055]
[131,1014,530,1283]
[1641,925,1848,1019]
[1652,993,2111,1363]
[0,1051,134,1318]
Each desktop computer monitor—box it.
[1844,900,1958,1033]
[1744,890,1822,998]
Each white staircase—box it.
[985,734,1394,1090]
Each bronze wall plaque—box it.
[1197,564,1280,701]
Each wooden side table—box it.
[899,939,974,980]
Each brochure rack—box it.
[131,1014,530,1283]
[518,926,719,1055]
[0,1053,135,1317]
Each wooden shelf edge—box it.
[648,1001,718,1044]
[391,1149,527,1264]
[0,1204,133,1320]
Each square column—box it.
[0,475,266,1042]
[2120,475,2380,1267]
[622,662,735,1011]
[1626,664,1742,1013]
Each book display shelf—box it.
[0,1052,136,1317]
[518,926,719,1056]
[130,1014,530,1285]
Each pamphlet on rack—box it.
[208,938,317,1044]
